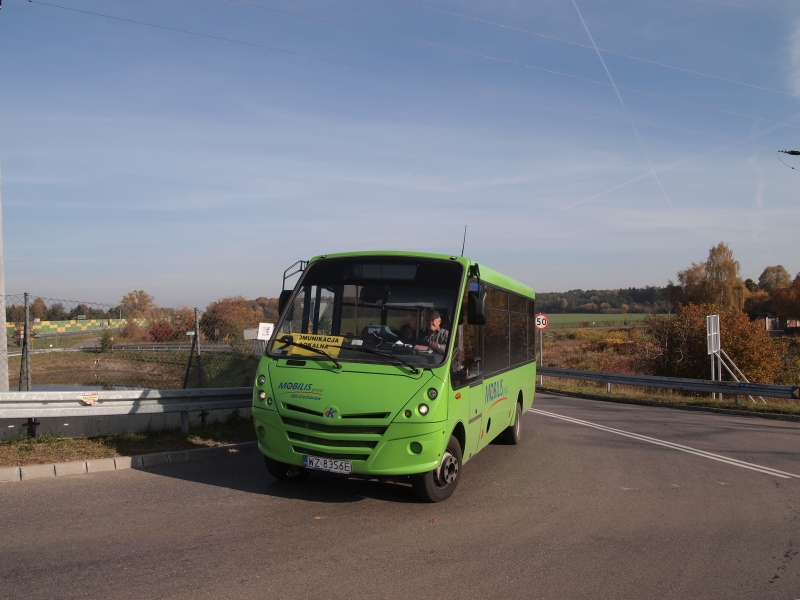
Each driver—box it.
[414,309,449,354]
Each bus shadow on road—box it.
[139,451,422,504]
[265,472,422,504]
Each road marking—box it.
[530,408,800,480]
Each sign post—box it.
[535,314,549,386]
[707,315,720,400]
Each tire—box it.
[411,435,462,503]
[501,402,522,445]
[264,456,309,482]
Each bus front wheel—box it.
[411,435,462,503]
[501,402,522,445]
[264,456,309,482]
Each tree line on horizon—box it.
[537,242,799,321]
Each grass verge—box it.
[538,379,800,417]
[0,411,257,468]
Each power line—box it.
[230,0,800,132]
[387,0,800,101]
[22,1,781,153]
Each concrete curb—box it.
[1,441,258,483]
[537,387,800,422]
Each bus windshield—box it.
[267,257,464,368]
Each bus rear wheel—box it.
[501,402,522,445]
[411,435,462,503]
[264,456,309,482]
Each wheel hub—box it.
[435,451,459,487]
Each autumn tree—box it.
[147,320,176,342]
[758,265,792,293]
[119,290,155,318]
[255,297,280,322]
[200,296,260,341]
[769,273,800,319]
[673,242,746,310]
[30,297,48,321]
[640,303,786,383]
[47,302,68,321]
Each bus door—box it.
[451,316,483,460]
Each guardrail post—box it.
[180,411,189,434]
[606,382,611,394]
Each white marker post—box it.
[535,314,549,386]
[707,315,720,400]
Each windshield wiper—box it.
[340,345,420,375]
[274,336,342,370]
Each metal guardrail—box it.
[537,367,800,400]
[0,387,253,434]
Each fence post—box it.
[18,292,31,392]
[180,411,189,434]
[194,308,204,388]
[606,382,612,394]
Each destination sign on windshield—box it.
[275,334,344,358]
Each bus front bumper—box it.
[253,406,447,476]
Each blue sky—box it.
[1,0,799,308]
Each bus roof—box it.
[308,250,535,299]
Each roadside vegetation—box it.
[0,411,256,468]
[539,242,800,410]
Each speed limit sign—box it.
[534,314,549,330]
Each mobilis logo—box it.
[485,379,508,404]
[324,407,339,418]
[277,382,313,391]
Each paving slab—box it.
[140,452,169,467]
[20,463,55,480]
[0,465,21,482]
[115,455,143,469]
[166,450,189,464]
[86,458,117,473]
[55,461,87,477]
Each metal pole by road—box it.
[539,328,544,386]
[18,292,31,392]
[194,307,204,388]
[0,160,7,392]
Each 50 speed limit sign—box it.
[534,314,549,330]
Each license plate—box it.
[303,455,352,474]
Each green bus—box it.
[252,251,537,502]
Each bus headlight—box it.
[257,375,266,385]
[427,388,438,400]
[258,391,267,400]
[418,404,429,416]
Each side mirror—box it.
[467,289,487,325]
[278,290,294,321]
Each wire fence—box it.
[1,294,271,392]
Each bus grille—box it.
[281,416,387,435]
[281,415,386,461]
[287,431,377,449]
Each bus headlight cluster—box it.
[418,404,429,416]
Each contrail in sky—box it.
[571,0,674,210]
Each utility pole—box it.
[0,159,8,392]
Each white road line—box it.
[530,408,800,480]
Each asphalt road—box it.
[2,393,799,599]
